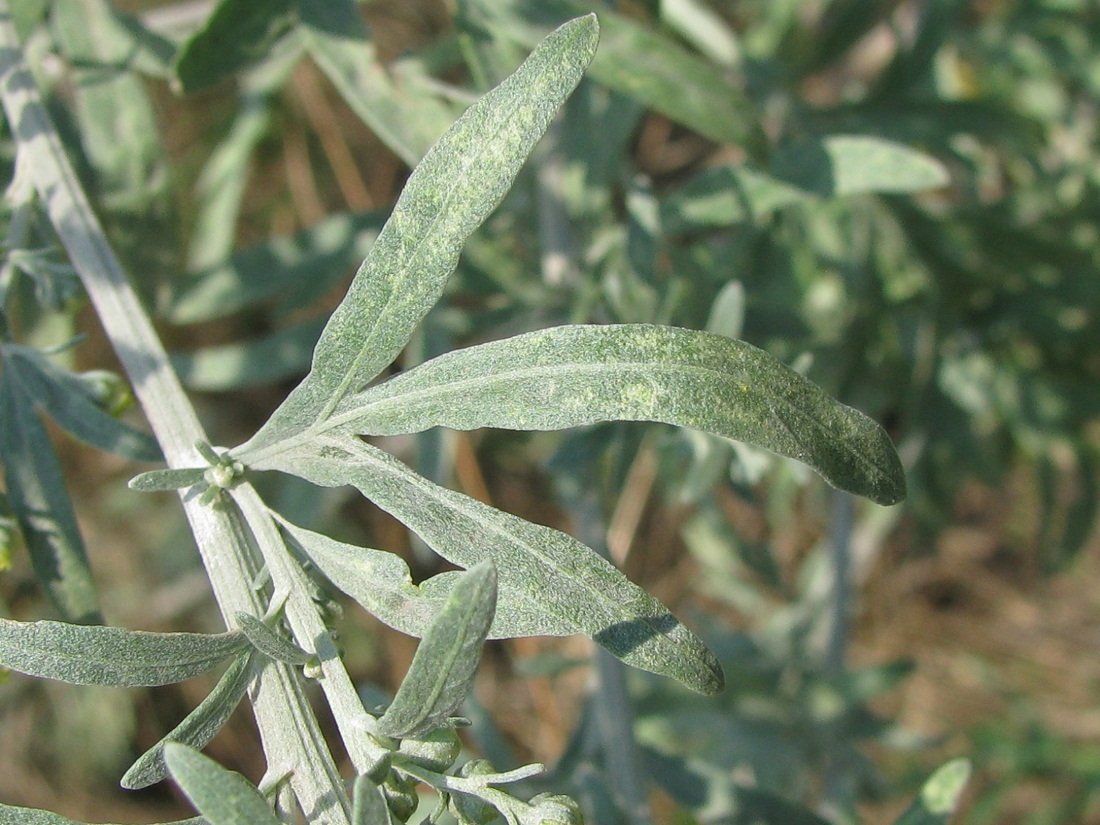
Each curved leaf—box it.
[330,324,905,505]
[255,437,724,695]
[773,135,949,197]
[122,651,261,790]
[239,15,600,457]
[0,617,248,686]
[235,612,310,666]
[279,516,572,639]
[377,561,497,738]
[165,743,283,825]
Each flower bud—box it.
[525,793,583,825]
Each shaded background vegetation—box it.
[1,0,1098,823]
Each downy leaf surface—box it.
[0,355,101,623]
[352,774,391,825]
[280,516,572,639]
[122,651,261,790]
[255,436,724,695]
[165,743,283,825]
[376,560,497,738]
[0,617,248,686]
[235,612,311,665]
[773,135,949,198]
[329,324,906,505]
[237,15,600,458]
[129,467,207,492]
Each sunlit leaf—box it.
[0,358,101,624]
[893,759,971,825]
[255,436,724,695]
[463,0,759,147]
[328,324,906,505]
[0,617,248,686]
[280,516,572,639]
[773,135,949,197]
[122,652,260,790]
[238,15,600,457]
[129,467,207,492]
[165,743,283,825]
[377,561,497,738]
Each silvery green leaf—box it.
[660,164,808,232]
[0,803,204,825]
[256,437,724,695]
[0,617,248,686]
[238,15,600,458]
[122,652,261,790]
[297,0,455,166]
[893,759,971,825]
[279,516,573,639]
[352,774,393,825]
[172,318,324,392]
[330,324,905,506]
[0,357,101,623]
[172,0,296,94]
[773,135,949,198]
[234,612,310,666]
[377,561,497,739]
[129,467,207,492]
[164,743,283,825]
[6,345,162,461]
[462,0,758,147]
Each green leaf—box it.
[327,324,906,506]
[296,0,456,166]
[0,617,248,686]
[257,437,724,695]
[6,346,162,461]
[893,759,971,825]
[279,516,572,640]
[129,467,207,492]
[172,0,296,94]
[463,0,760,147]
[772,135,949,197]
[122,652,260,790]
[235,612,311,665]
[352,774,392,825]
[239,15,600,457]
[167,210,386,324]
[0,356,101,624]
[0,803,204,825]
[165,743,283,825]
[659,163,808,232]
[377,561,497,738]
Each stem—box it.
[0,11,351,822]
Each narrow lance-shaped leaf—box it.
[164,743,283,825]
[377,561,498,739]
[256,436,724,695]
[279,515,574,640]
[352,774,392,825]
[326,324,906,506]
[0,357,101,623]
[893,759,971,825]
[238,15,600,458]
[772,135,949,198]
[130,467,207,492]
[0,803,204,825]
[7,345,162,462]
[0,617,248,686]
[122,651,262,790]
[235,612,311,666]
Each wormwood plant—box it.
[0,6,971,825]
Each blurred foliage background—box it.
[1,0,1098,823]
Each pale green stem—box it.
[0,10,354,822]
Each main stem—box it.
[0,10,350,822]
